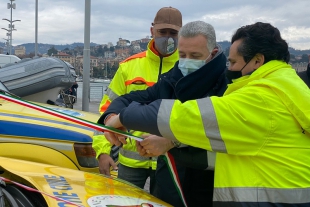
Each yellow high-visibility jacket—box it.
[92,39,178,169]
[118,60,310,206]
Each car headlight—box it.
[74,143,98,168]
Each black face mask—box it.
[225,60,251,83]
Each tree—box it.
[62,47,72,55]
[92,66,102,78]
[103,45,109,52]
[110,62,119,78]
[28,52,35,58]
[290,54,295,59]
[48,46,58,56]
[97,45,104,56]
[301,54,309,62]
[289,54,296,63]
[140,42,148,51]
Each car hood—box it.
[0,157,171,207]
[0,99,100,142]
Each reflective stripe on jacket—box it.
[94,39,178,169]
[119,60,310,206]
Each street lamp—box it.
[2,28,11,54]
[2,19,20,55]
[1,25,16,54]
[3,38,10,54]
[3,0,21,55]
[2,19,21,24]
[1,27,16,33]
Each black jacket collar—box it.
[161,49,228,102]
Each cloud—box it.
[0,0,309,49]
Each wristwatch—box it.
[172,140,182,148]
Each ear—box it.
[211,48,219,58]
[254,53,264,68]
[150,27,154,37]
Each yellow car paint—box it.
[0,157,171,207]
[0,99,101,173]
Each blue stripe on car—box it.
[0,120,93,142]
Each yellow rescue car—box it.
[0,96,101,173]
[0,157,171,206]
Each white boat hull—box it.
[0,57,76,104]
[22,87,63,103]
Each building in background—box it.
[117,38,130,47]
[114,47,130,58]
[14,46,26,56]
[53,52,74,64]
[104,51,115,58]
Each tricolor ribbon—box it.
[0,92,142,142]
[0,91,187,206]
[162,152,188,207]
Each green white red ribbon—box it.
[162,152,188,207]
[0,92,187,206]
[0,92,142,141]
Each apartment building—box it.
[77,55,99,67]
[117,38,130,47]
[14,46,26,56]
[53,52,74,65]
[104,51,115,58]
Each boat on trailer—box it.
[0,57,76,105]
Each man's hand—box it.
[136,134,174,157]
[98,153,118,176]
[105,114,127,146]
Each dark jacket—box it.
[99,49,227,120]
[100,49,227,168]
[297,63,310,88]
[98,47,228,206]
[70,82,78,96]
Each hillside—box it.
[0,41,309,57]
[0,42,98,55]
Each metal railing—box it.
[89,85,107,101]
[76,83,109,102]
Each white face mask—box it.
[178,54,211,76]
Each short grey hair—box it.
[178,20,216,52]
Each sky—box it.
[1,0,310,50]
